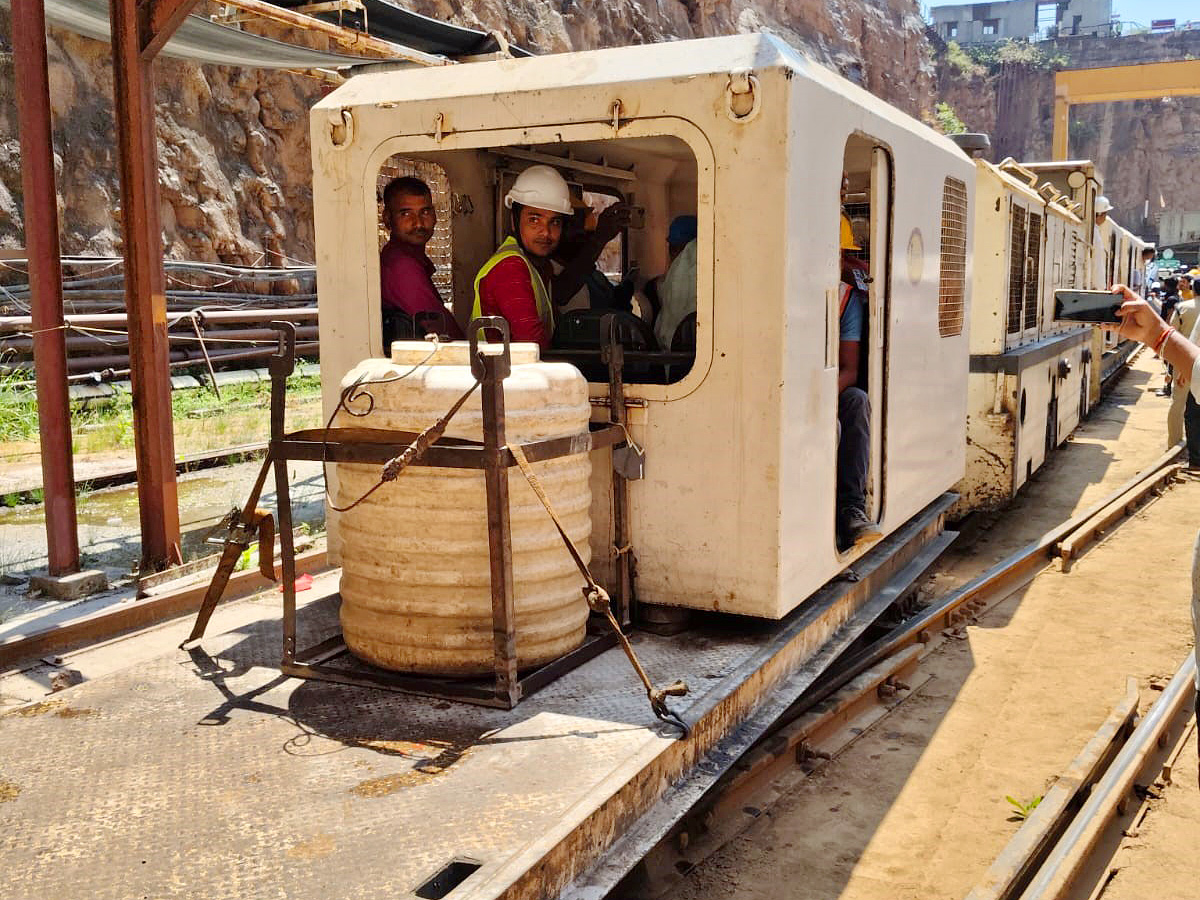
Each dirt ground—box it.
[670,352,1200,900]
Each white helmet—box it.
[1095,196,1113,214]
[504,165,573,216]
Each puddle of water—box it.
[0,461,327,569]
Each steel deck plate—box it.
[0,498,951,900]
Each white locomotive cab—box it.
[311,33,975,619]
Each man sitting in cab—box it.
[552,186,636,313]
[380,176,463,342]
[837,219,883,551]
[653,217,699,351]
[473,165,573,350]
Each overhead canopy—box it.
[14,0,401,68]
[282,0,531,57]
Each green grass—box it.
[0,352,40,440]
[0,366,323,454]
[1005,794,1042,820]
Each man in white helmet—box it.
[1092,196,1114,289]
[472,165,572,349]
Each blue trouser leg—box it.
[1185,393,1200,466]
[838,387,870,515]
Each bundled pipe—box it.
[0,307,318,330]
[0,307,321,382]
[2,342,322,382]
[0,325,321,354]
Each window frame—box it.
[363,117,716,403]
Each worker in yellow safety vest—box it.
[472,165,572,350]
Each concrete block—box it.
[29,569,109,602]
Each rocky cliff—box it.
[935,30,1200,243]
[0,0,935,264]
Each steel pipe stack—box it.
[0,259,320,384]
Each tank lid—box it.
[390,339,542,366]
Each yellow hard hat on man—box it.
[840,213,861,251]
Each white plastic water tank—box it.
[332,340,593,676]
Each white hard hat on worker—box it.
[504,164,574,216]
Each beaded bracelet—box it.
[1153,326,1175,357]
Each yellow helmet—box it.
[840,213,861,251]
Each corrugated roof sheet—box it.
[19,0,400,69]
[287,0,531,57]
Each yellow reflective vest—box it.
[471,236,554,340]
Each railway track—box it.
[967,650,1196,900]
[614,442,1190,900]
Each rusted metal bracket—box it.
[141,0,199,61]
[602,314,635,626]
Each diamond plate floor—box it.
[0,591,774,900]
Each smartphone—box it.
[1053,289,1122,324]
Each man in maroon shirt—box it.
[471,165,573,350]
[380,176,463,341]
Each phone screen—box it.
[1053,290,1121,324]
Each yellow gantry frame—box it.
[1053,59,1200,159]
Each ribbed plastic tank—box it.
[332,340,593,676]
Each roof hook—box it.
[488,29,513,59]
[329,108,353,149]
[726,69,760,121]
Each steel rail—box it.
[0,307,318,329]
[792,442,1185,721]
[1016,652,1198,900]
[965,678,1141,900]
[613,444,1188,899]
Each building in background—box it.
[930,1,1114,44]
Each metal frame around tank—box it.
[265,319,633,709]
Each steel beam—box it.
[109,0,186,570]
[12,0,80,575]
[1052,59,1200,160]
[143,0,200,60]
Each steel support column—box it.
[12,0,80,575]
[108,0,196,570]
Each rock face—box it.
[936,30,1200,243]
[0,9,325,264]
[405,0,935,113]
[0,0,933,263]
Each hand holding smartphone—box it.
[1053,289,1122,324]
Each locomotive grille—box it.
[1024,212,1043,331]
[1007,206,1027,334]
[938,176,968,337]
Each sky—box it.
[922,2,1200,27]
[1108,1,1197,26]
